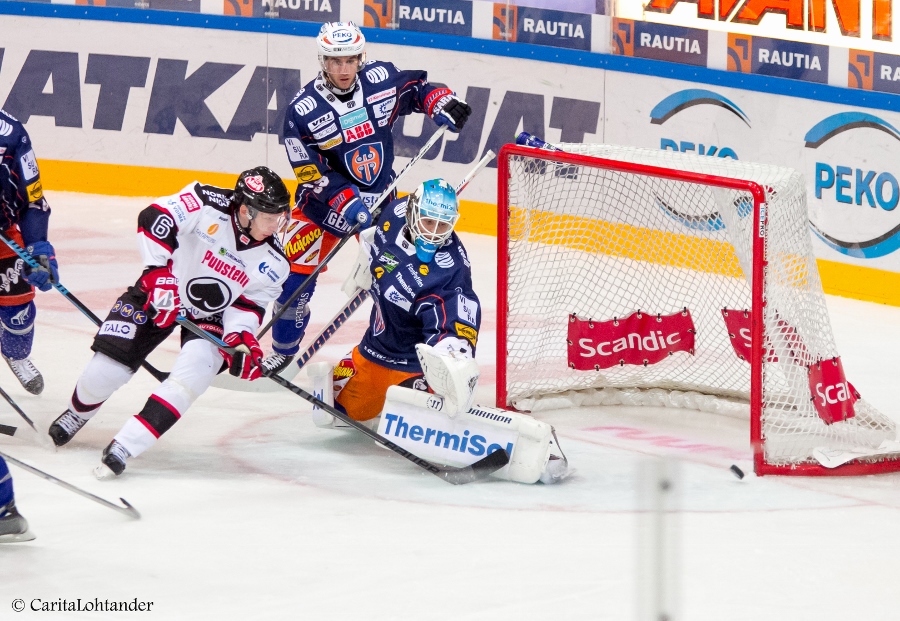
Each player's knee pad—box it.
[74,352,136,413]
[378,386,567,484]
[160,340,221,410]
[0,301,35,336]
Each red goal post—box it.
[496,142,900,476]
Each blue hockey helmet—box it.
[406,179,459,262]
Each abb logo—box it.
[344,121,375,142]
[807,357,857,424]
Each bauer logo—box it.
[804,112,900,259]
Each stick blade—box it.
[438,449,510,485]
[119,498,142,520]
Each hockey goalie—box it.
[306,178,569,484]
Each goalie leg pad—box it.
[306,361,346,429]
[378,386,560,484]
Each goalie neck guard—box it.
[405,179,459,263]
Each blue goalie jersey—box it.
[358,198,480,372]
[282,61,454,236]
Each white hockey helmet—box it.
[406,179,459,262]
[317,22,366,83]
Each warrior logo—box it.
[344,142,383,185]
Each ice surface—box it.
[4,193,900,620]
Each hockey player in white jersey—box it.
[47,167,291,478]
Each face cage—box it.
[409,208,459,247]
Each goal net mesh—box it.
[499,143,896,469]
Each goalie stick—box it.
[176,316,509,484]
[0,232,170,383]
[211,149,497,393]
[257,125,449,340]
[0,449,141,519]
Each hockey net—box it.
[497,143,900,475]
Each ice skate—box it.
[0,501,35,543]
[261,352,294,376]
[94,440,130,479]
[48,409,88,447]
[4,355,43,395]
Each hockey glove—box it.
[24,241,59,292]
[329,187,371,230]
[222,331,264,381]
[432,95,471,133]
[139,263,180,329]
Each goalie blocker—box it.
[306,356,569,485]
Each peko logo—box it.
[805,112,900,259]
[651,89,747,159]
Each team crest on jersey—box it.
[344,143,383,185]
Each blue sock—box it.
[0,302,35,360]
[0,456,14,515]
[272,274,317,357]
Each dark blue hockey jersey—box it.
[0,110,50,243]
[358,198,480,372]
[282,61,453,237]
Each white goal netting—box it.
[499,143,898,472]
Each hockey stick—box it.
[176,316,509,484]
[0,381,55,449]
[0,449,141,519]
[257,125,448,340]
[0,423,16,437]
[214,149,497,393]
[0,233,170,383]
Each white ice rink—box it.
[4,192,900,620]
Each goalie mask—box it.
[405,179,460,263]
[317,21,366,96]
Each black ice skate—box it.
[0,501,35,543]
[4,355,44,395]
[261,352,294,376]
[94,440,130,479]
[48,409,88,447]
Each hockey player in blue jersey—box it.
[0,455,34,542]
[306,179,569,484]
[0,109,60,395]
[262,21,472,375]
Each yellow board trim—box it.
[38,159,900,307]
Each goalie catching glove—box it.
[415,340,479,417]
[222,331,264,381]
[139,263,180,328]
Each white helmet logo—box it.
[245,175,265,193]
[331,29,354,43]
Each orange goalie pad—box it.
[334,347,424,421]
